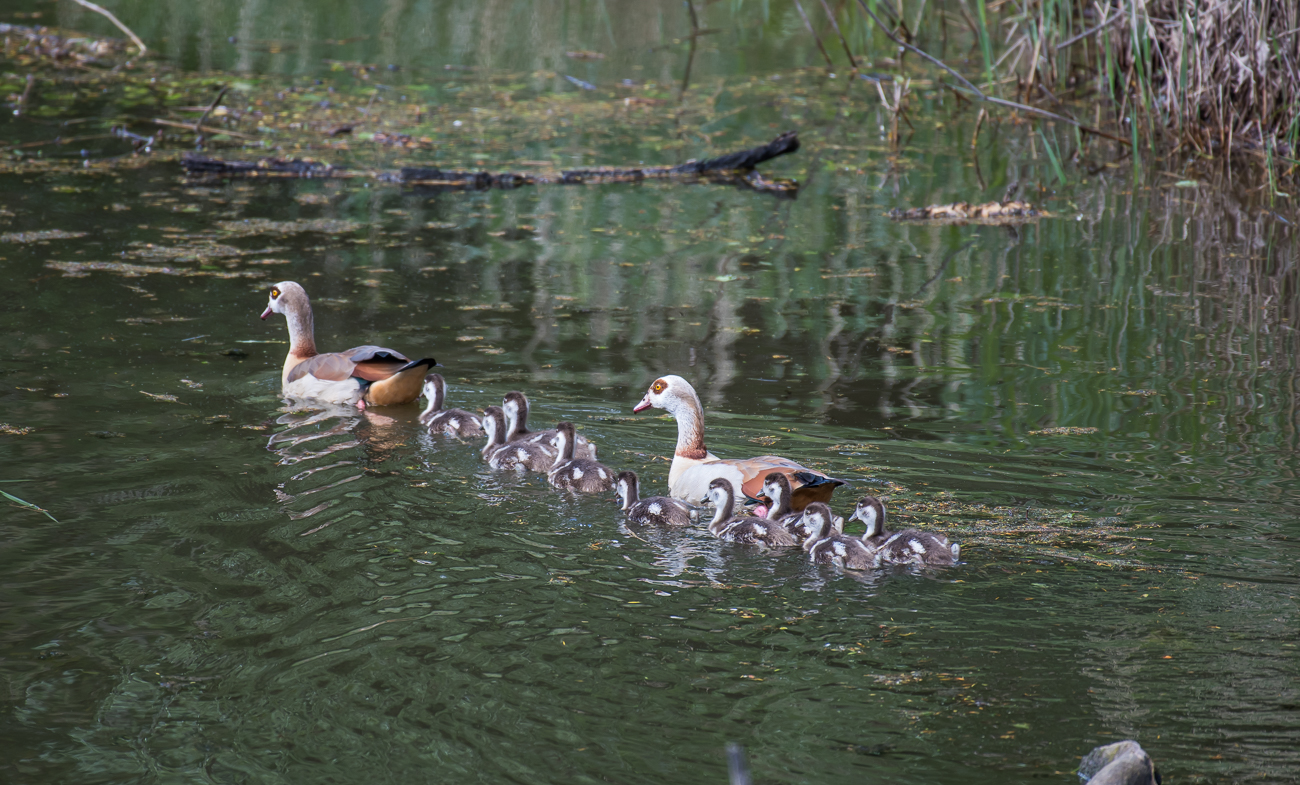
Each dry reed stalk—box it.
[69,0,146,56]
[997,0,1299,171]
[876,77,914,147]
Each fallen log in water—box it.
[887,200,1046,225]
[181,132,801,197]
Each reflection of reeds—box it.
[875,77,913,149]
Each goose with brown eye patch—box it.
[851,496,960,567]
[259,281,436,410]
[633,374,847,513]
[616,470,696,527]
[547,422,616,494]
[419,373,483,439]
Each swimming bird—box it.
[503,391,597,459]
[851,496,960,566]
[705,478,798,547]
[419,374,483,439]
[615,470,696,527]
[260,281,435,409]
[760,471,844,541]
[633,375,845,511]
[481,406,554,471]
[548,422,615,493]
[803,502,875,570]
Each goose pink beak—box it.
[632,394,653,413]
[260,306,272,320]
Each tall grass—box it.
[998,0,1300,171]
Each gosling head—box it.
[760,471,790,509]
[615,470,639,510]
[800,502,836,551]
[706,477,735,508]
[850,496,887,538]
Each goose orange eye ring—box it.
[270,288,281,298]
[651,380,666,394]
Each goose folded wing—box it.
[738,464,846,503]
[286,352,357,383]
[342,345,417,381]
[732,461,805,501]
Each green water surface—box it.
[2,2,1298,783]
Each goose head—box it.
[800,502,836,551]
[260,281,310,320]
[480,406,507,455]
[850,496,887,538]
[615,470,639,510]
[633,374,698,415]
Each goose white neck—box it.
[504,398,528,440]
[553,427,575,466]
[422,384,444,417]
[617,479,636,509]
[665,391,708,460]
[766,483,788,519]
[707,487,733,532]
[482,413,505,457]
[283,302,317,357]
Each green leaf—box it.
[1,489,58,522]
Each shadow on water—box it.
[1,2,1298,784]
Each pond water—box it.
[2,2,1298,784]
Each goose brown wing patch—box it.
[287,353,355,383]
[739,465,802,502]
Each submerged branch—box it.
[182,132,802,197]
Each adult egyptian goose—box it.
[502,391,597,460]
[419,374,483,439]
[615,470,696,527]
[480,406,554,471]
[803,502,875,570]
[633,375,845,510]
[260,281,435,409]
[705,478,798,547]
[548,422,615,493]
[850,496,960,566]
